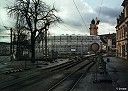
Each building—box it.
[116,0,128,60]
[47,35,101,58]
[89,18,100,36]
[99,33,116,54]
[0,42,10,56]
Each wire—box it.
[98,0,104,18]
[72,0,88,31]
[0,15,5,27]
[0,0,15,28]
[53,0,85,34]
[0,24,3,27]
[0,2,6,28]
[64,22,84,33]
[56,24,70,32]
[5,0,14,5]
[62,24,73,32]
[53,0,56,5]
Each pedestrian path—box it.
[74,73,116,91]
[104,57,128,91]
[72,57,128,91]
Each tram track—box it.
[0,55,95,91]
[0,58,88,90]
[47,61,95,91]
[0,61,74,90]
[68,62,95,91]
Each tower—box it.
[89,18,100,36]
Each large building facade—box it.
[116,0,128,60]
[47,35,101,57]
[99,33,116,52]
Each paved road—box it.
[59,57,128,91]
[105,57,128,91]
[70,57,116,91]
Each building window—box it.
[122,45,125,57]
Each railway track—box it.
[0,58,89,90]
[0,55,95,91]
[47,61,95,91]
[50,60,83,72]
[69,62,95,91]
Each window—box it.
[122,45,125,57]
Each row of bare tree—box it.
[7,0,61,63]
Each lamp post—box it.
[47,31,50,59]
[44,25,49,61]
[80,36,83,57]
[10,28,13,61]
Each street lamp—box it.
[80,36,83,57]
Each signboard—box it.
[71,49,76,52]
[90,43,100,53]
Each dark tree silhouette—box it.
[7,0,61,63]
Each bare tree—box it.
[7,0,61,63]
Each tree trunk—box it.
[16,32,20,61]
[44,29,47,60]
[16,29,22,61]
[31,33,36,63]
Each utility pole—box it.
[42,32,44,59]
[77,36,78,55]
[126,24,128,60]
[80,36,83,57]
[47,31,51,58]
[10,28,13,61]
[44,28,48,60]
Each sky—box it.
[0,0,123,42]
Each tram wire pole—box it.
[10,28,13,62]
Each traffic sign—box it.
[90,43,100,53]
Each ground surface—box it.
[0,56,128,91]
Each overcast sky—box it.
[0,0,122,42]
